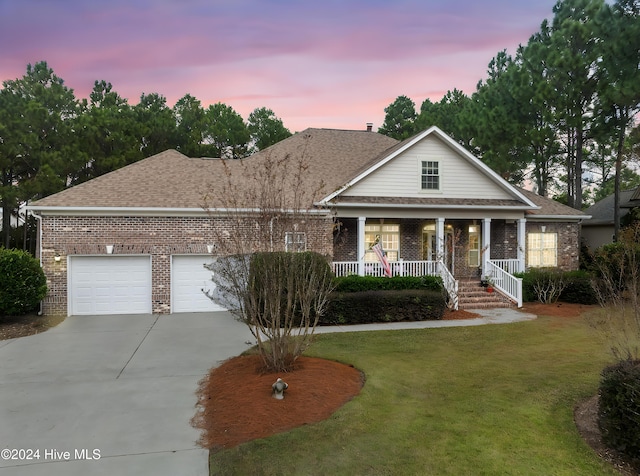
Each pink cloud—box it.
[0,0,558,132]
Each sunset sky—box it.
[0,0,558,132]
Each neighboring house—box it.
[28,126,589,316]
[0,202,27,228]
[582,187,640,250]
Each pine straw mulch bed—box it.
[193,355,365,451]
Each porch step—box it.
[456,279,516,310]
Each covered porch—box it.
[331,216,525,309]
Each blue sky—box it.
[0,0,558,131]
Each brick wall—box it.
[525,221,580,271]
[491,221,517,260]
[40,214,334,316]
[333,218,358,261]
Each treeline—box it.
[0,62,291,248]
[379,0,640,220]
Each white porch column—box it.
[436,217,445,261]
[517,218,526,272]
[482,218,491,277]
[357,216,366,276]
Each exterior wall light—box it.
[54,253,61,262]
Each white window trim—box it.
[527,232,558,268]
[418,158,442,193]
[364,222,400,262]
[468,225,480,268]
[285,231,307,252]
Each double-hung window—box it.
[527,232,557,267]
[285,232,306,252]
[421,161,440,190]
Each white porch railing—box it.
[332,260,440,278]
[332,261,359,276]
[331,260,458,310]
[490,259,523,275]
[486,260,523,308]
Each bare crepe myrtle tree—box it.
[591,222,640,361]
[201,151,335,372]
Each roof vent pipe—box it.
[366,123,373,132]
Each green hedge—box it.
[321,289,446,325]
[0,248,47,316]
[333,275,443,293]
[518,269,597,304]
[598,360,640,460]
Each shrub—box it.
[0,248,47,316]
[591,242,640,296]
[519,269,597,304]
[248,250,334,324]
[598,360,640,460]
[521,268,567,303]
[322,289,446,325]
[559,270,598,305]
[333,275,443,293]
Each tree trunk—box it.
[566,127,575,208]
[1,168,14,248]
[613,113,627,242]
[575,124,583,210]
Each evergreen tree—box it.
[378,95,417,140]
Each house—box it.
[582,187,640,250]
[28,126,589,316]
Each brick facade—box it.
[40,215,333,316]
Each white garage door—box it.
[69,256,152,315]
[172,255,226,313]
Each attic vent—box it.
[366,123,373,132]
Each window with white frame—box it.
[285,232,306,252]
[527,232,557,267]
[421,160,440,190]
[364,223,399,262]
[468,225,480,267]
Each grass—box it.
[209,312,619,475]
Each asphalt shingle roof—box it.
[583,188,640,225]
[32,129,398,209]
[31,127,586,220]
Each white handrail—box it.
[486,260,522,307]
[437,260,459,310]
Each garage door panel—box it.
[70,256,152,315]
[172,256,225,313]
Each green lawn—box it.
[209,312,619,475]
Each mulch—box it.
[193,355,364,451]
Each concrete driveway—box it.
[0,312,253,476]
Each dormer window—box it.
[421,161,439,190]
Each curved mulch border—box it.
[193,355,364,451]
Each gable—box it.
[341,134,516,201]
